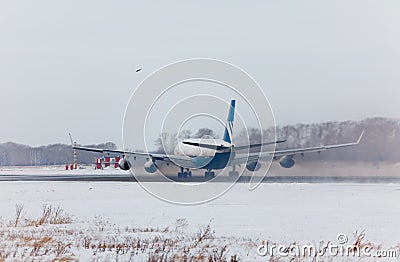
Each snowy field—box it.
[0,165,127,176]
[0,179,399,261]
[2,161,400,177]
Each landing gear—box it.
[178,167,192,179]
[229,165,239,178]
[205,169,215,178]
[229,171,239,178]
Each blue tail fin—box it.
[223,100,235,143]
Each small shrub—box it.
[175,218,188,233]
[35,204,73,226]
[14,204,24,227]
[193,223,215,248]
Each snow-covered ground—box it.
[0,165,127,176]
[0,179,399,260]
[2,161,400,177]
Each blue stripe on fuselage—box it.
[223,100,235,143]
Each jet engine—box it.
[246,161,261,171]
[118,158,131,171]
[279,155,295,168]
[144,159,157,173]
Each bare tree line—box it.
[0,117,399,166]
[0,142,116,166]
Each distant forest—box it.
[0,117,399,166]
[0,142,117,166]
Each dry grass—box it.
[0,206,397,261]
[13,204,24,227]
[0,209,241,261]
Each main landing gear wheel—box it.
[229,171,239,178]
[205,170,215,179]
[229,165,239,178]
[178,168,192,179]
[184,171,192,178]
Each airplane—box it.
[71,99,364,178]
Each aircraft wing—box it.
[72,145,141,156]
[72,145,195,167]
[69,133,183,163]
[230,131,364,166]
[233,140,286,151]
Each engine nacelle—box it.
[279,155,295,168]
[118,158,131,171]
[144,160,157,173]
[246,161,261,171]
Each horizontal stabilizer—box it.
[182,141,230,151]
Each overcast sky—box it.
[1,1,399,147]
